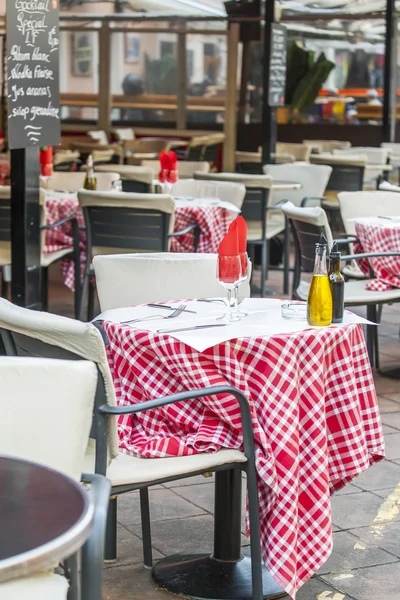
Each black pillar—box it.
[10,147,42,309]
[383,0,395,142]
[261,0,276,165]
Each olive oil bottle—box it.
[307,242,333,327]
[83,155,97,190]
[328,242,345,323]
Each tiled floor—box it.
[47,265,400,600]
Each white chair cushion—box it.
[88,130,109,145]
[172,179,246,210]
[0,573,68,600]
[297,279,400,305]
[84,445,246,487]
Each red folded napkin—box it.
[219,219,239,256]
[167,150,178,184]
[159,151,170,183]
[230,216,247,253]
[218,223,241,284]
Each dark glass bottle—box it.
[328,242,345,324]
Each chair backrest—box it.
[94,165,154,193]
[263,164,332,207]
[276,143,311,162]
[93,253,251,311]
[88,130,109,145]
[172,178,246,209]
[303,139,351,153]
[0,356,97,481]
[78,190,175,256]
[203,134,225,168]
[113,127,135,142]
[235,152,262,174]
[281,201,333,295]
[194,171,272,226]
[124,139,168,154]
[41,171,119,192]
[0,299,119,472]
[338,190,400,235]
[333,147,390,165]
[185,136,210,161]
[326,162,365,193]
[142,160,210,179]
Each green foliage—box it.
[143,53,177,95]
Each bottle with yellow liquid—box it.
[307,242,333,327]
[83,155,97,190]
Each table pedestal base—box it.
[152,553,288,600]
[379,366,400,379]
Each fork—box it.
[121,304,186,325]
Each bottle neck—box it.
[329,256,341,274]
[313,246,328,276]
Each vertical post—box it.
[98,21,111,134]
[11,147,41,309]
[238,41,252,123]
[390,16,398,142]
[383,0,395,142]
[176,30,187,130]
[223,22,240,172]
[261,0,276,165]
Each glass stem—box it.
[232,286,239,317]
[226,288,232,320]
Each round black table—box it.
[0,455,93,583]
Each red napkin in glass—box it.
[159,151,170,183]
[219,220,239,256]
[230,216,248,275]
[218,221,241,284]
[167,150,178,183]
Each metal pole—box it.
[98,21,111,133]
[390,16,398,142]
[383,0,395,142]
[261,0,276,165]
[223,22,239,172]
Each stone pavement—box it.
[47,267,400,600]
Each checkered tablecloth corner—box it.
[355,220,400,291]
[44,192,233,291]
[170,205,234,254]
[103,320,384,599]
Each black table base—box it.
[152,470,288,600]
[152,554,286,600]
[379,366,400,379]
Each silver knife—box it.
[147,303,196,314]
[157,323,227,334]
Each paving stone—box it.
[377,396,400,413]
[103,562,171,600]
[323,562,400,600]
[108,523,164,568]
[172,482,214,513]
[163,474,214,487]
[374,376,400,395]
[296,576,349,600]
[380,392,400,404]
[350,521,400,559]
[316,531,397,575]
[331,491,396,529]
[380,412,400,430]
[350,460,400,492]
[383,433,400,460]
[371,487,400,499]
[382,424,400,434]
[117,488,206,527]
[334,484,365,496]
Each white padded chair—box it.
[142,160,210,179]
[0,299,263,600]
[93,253,251,311]
[113,128,135,142]
[303,139,351,153]
[0,357,105,600]
[88,130,109,145]
[194,172,287,296]
[263,164,332,207]
[276,142,311,162]
[172,178,246,210]
[93,164,155,193]
[40,171,119,192]
[333,147,391,188]
[281,201,400,367]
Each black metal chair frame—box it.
[0,327,264,600]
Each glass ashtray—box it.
[281,302,307,321]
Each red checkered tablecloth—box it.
[44,192,233,290]
[355,219,400,291]
[103,319,384,598]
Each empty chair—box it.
[41,170,119,192]
[53,149,80,172]
[203,134,225,170]
[93,252,251,311]
[281,201,400,367]
[235,152,263,175]
[194,172,284,297]
[0,356,109,600]
[88,129,109,145]
[263,164,332,207]
[185,136,208,161]
[303,139,351,153]
[113,127,135,142]
[93,165,154,193]
[333,147,391,187]
[172,178,246,210]
[0,299,264,600]
[142,160,210,179]
[381,142,400,184]
[310,154,366,209]
[276,143,311,162]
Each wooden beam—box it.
[238,41,252,123]
[98,21,111,133]
[223,22,239,172]
[176,31,187,130]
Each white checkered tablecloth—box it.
[355,219,400,291]
[44,193,233,290]
[103,320,384,599]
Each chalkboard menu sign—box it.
[6,0,60,149]
[268,24,287,108]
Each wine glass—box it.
[233,252,249,318]
[216,255,242,322]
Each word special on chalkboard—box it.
[269,24,287,108]
[7,0,61,149]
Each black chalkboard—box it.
[6,0,60,149]
[269,24,287,108]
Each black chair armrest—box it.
[80,473,111,600]
[341,251,400,261]
[168,223,198,237]
[41,215,78,230]
[332,238,360,248]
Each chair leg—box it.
[41,267,49,311]
[245,467,263,600]
[104,496,117,563]
[140,487,153,568]
[366,305,377,368]
[260,242,267,298]
[79,272,89,321]
[87,278,95,321]
[283,219,290,296]
[64,553,79,600]
[1,276,8,299]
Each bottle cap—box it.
[315,233,328,248]
[329,241,341,258]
